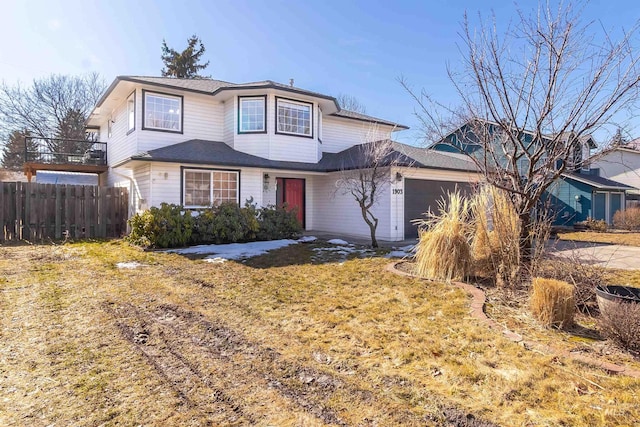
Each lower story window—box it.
[183,169,239,207]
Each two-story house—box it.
[80,76,478,241]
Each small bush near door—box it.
[127,201,302,248]
[530,278,575,329]
[256,204,302,240]
[613,207,640,230]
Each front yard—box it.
[1,240,639,426]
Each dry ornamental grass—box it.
[530,277,575,329]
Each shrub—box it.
[256,204,302,240]
[599,301,640,352]
[530,277,574,329]
[206,201,259,243]
[575,217,608,232]
[414,191,472,282]
[126,203,193,248]
[613,207,640,230]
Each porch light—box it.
[395,172,403,182]
[263,173,270,191]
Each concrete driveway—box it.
[548,239,640,270]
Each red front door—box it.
[276,178,305,227]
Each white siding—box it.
[105,92,138,167]
[240,168,263,207]
[591,150,640,191]
[133,164,151,212]
[137,89,224,153]
[146,163,182,207]
[311,171,393,240]
[223,99,235,147]
[322,117,393,153]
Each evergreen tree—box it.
[1,129,35,170]
[51,108,87,161]
[161,35,210,78]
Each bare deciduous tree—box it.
[334,128,410,247]
[402,2,640,256]
[336,94,367,113]
[0,73,106,149]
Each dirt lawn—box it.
[1,241,639,426]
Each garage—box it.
[404,179,472,238]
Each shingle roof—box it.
[563,172,634,190]
[95,76,409,129]
[126,139,477,173]
[118,76,233,93]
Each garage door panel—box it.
[404,179,472,238]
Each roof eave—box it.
[328,113,409,130]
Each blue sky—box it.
[1,0,639,144]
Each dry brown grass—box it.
[1,241,640,426]
[559,231,640,246]
[530,278,575,329]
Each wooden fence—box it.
[0,182,129,243]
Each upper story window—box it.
[143,90,183,133]
[318,108,323,143]
[127,91,135,134]
[276,97,313,138]
[238,96,266,133]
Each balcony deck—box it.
[23,137,108,181]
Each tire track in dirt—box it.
[149,303,499,427]
[105,300,499,426]
[153,303,351,426]
[103,302,255,425]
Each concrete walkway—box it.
[548,239,640,270]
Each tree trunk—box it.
[369,223,378,248]
[360,204,379,248]
[519,211,533,263]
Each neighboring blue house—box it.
[546,170,633,226]
[431,119,631,225]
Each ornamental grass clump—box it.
[470,186,521,288]
[413,191,472,282]
[530,277,575,329]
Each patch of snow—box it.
[298,236,317,243]
[166,239,299,260]
[327,238,351,245]
[204,257,227,264]
[116,261,144,269]
[385,244,416,258]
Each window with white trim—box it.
[183,169,239,208]
[318,107,323,142]
[127,93,135,132]
[276,98,312,137]
[239,96,266,133]
[144,91,182,132]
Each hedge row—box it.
[126,199,302,248]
